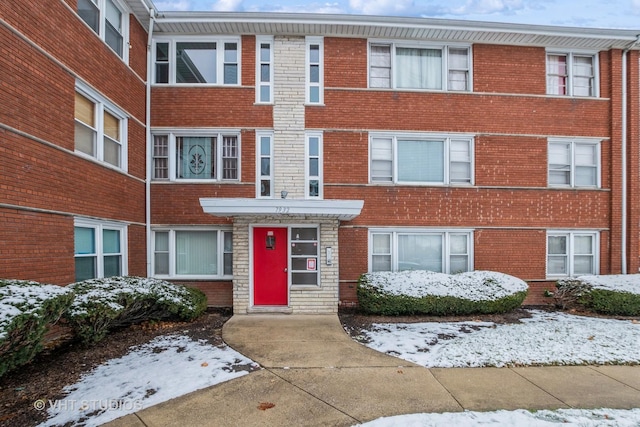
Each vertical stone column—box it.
[273,36,306,199]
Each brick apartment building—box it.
[2,0,640,313]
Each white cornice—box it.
[142,11,640,50]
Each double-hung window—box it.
[370,134,473,185]
[153,229,233,278]
[306,132,323,198]
[547,231,598,277]
[548,139,600,188]
[257,132,274,197]
[370,230,472,273]
[369,42,471,91]
[547,52,597,97]
[306,37,324,104]
[152,132,240,181]
[78,0,128,59]
[75,82,128,170]
[256,36,274,103]
[74,219,127,282]
[153,38,241,85]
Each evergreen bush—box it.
[357,270,528,316]
[65,276,207,344]
[0,279,74,377]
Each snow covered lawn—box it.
[38,334,258,427]
[359,310,640,367]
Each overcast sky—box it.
[152,0,640,29]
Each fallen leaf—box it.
[632,320,639,324]
[201,362,209,367]
[258,402,275,411]
[397,369,404,374]
[587,336,594,341]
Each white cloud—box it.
[153,0,192,11]
[348,0,416,15]
[451,0,526,15]
[211,0,244,11]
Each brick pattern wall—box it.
[231,217,340,314]
[0,0,148,285]
[273,36,306,199]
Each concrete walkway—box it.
[107,314,640,427]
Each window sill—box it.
[291,285,321,290]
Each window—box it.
[548,139,600,188]
[306,37,323,104]
[152,132,240,181]
[153,229,232,278]
[78,0,128,59]
[74,219,127,282]
[306,133,323,198]
[153,38,241,85]
[547,52,597,97]
[370,134,473,185]
[370,230,472,273]
[547,231,598,276]
[75,82,127,170]
[369,43,471,91]
[291,227,319,286]
[256,36,274,103]
[257,132,274,197]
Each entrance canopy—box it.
[200,198,364,220]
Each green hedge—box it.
[0,280,74,377]
[65,276,207,344]
[555,277,640,316]
[579,289,640,316]
[357,272,527,316]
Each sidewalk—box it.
[105,314,640,427]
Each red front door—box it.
[253,227,288,305]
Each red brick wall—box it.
[325,37,368,88]
[473,44,546,94]
[174,281,233,307]
[1,131,146,223]
[151,88,272,128]
[0,208,75,284]
[0,0,146,122]
[0,0,148,285]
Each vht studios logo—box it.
[34,399,143,411]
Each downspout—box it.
[621,35,640,274]
[622,48,628,274]
[146,9,156,276]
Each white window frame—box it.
[306,36,324,105]
[546,50,599,97]
[152,37,242,86]
[548,138,601,188]
[369,133,474,185]
[77,0,129,61]
[75,81,128,172]
[367,41,472,92]
[151,130,241,182]
[74,218,128,281]
[152,228,233,279]
[305,132,323,199]
[290,225,320,288]
[368,229,474,274]
[546,230,599,278]
[256,131,274,198]
[256,36,274,104]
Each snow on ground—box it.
[360,310,640,367]
[356,408,640,427]
[38,334,258,427]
